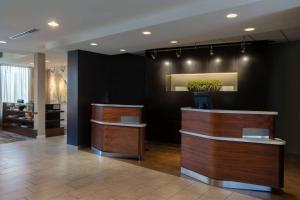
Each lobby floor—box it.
[0,136,299,200]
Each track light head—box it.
[151,53,156,60]
[241,46,246,54]
[241,38,246,54]
[150,51,157,60]
[176,49,182,58]
[210,46,214,56]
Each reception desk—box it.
[91,104,146,160]
[180,108,285,191]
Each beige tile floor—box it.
[0,136,263,200]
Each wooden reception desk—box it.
[91,104,146,160]
[180,108,286,191]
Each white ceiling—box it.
[0,0,300,66]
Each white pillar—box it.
[33,53,46,137]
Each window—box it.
[0,64,32,103]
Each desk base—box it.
[181,167,272,192]
[91,147,141,160]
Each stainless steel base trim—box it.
[91,147,140,160]
[181,167,272,192]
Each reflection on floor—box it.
[0,130,31,144]
[117,143,300,200]
[0,136,299,200]
[0,136,261,200]
[117,143,181,176]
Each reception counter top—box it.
[180,108,285,191]
[181,107,278,115]
[91,104,146,160]
[91,103,144,108]
[180,130,285,145]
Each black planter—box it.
[193,92,213,109]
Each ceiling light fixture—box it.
[142,31,152,35]
[244,27,255,32]
[170,40,178,44]
[48,21,60,27]
[0,40,7,44]
[226,13,238,19]
[46,60,49,63]
[120,49,126,52]
[29,62,34,65]
[90,42,98,46]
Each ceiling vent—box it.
[9,28,39,39]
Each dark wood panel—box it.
[91,123,104,150]
[91,123,145,156]
[181,134,284,188]
[182,110,275,138]
[46,127,65,137]
[91,106,104,121]
[102,125,139,155]
[102,107,142,122]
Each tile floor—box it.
[0,136,265,200]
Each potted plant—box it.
[187,80,222,109]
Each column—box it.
[33,53,46,137]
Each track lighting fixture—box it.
[210,45,214,56]
[176,49,182,58]
[241,41,246,54]
[151,50,157,60]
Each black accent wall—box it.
[145,42,271,143]
[267,42,300,154]
[67,50,145,147]
[67,50,109,146]
[67,42,300,154]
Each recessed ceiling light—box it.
[0,40,7,44]
[29,62,34,65]
[46,60,49,63]
[142,31,152,35]
[244,27,256,32]
[226,13,238,19]
[48,21,60,27]
[170,41,178,44]
[90,42,98,46]
[120,49,126,52]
